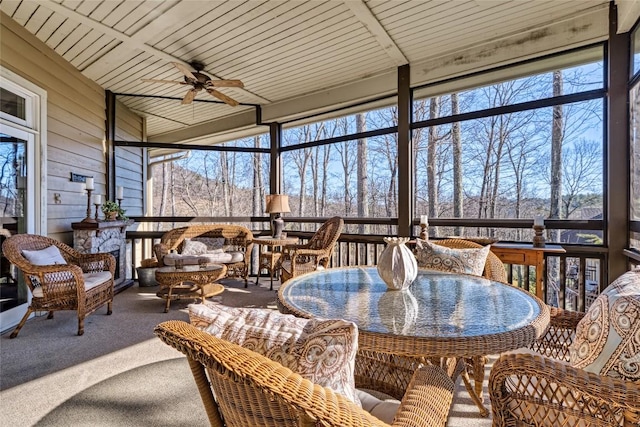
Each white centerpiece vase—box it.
[377,237,418,291]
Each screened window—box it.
[412,49,604,244]
[149,135,269,223]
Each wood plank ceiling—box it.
[1,0,615,142]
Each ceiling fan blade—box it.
[172,62,196,80]
[207,79,244,88]
[207,88,239,107]
[181,89,197,105]
[141,78,187,85]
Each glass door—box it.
[0,128,30,330]
[0,72,41,332]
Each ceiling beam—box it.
[31,0,269,104]
[616,0,640,33]
[344,0,408,66]
[147,6,608,144]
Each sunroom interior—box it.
[3,1,640,425]
[2,1,640,314]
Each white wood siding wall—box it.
[1,11,143,243]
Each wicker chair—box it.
[280,216,344,283]
[415,238,508,409]
[489,306,640,426]
[2,234,115,338]
[155,320,455,427]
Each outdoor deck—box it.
[0,276,492,426]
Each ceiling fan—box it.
[142,61,243,106]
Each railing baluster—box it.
[127,226,606,313]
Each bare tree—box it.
[427,97,440,229]
[451,93,463,235]
[356,113,369,234]
[253,135,264,217]
[550,70,564,242]
[561,138,601,218]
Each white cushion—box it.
[201,251,244,264]
[32,270,112,297]
[356,389,400,424]
[164,251,243,266]
[189,301,360,405]
[22,245,67,266]
[162,253,202,266]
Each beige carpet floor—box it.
[0,277,492,426]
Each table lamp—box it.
[266,194,291,238]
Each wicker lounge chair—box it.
[280,216,344,283]
[153,224,254,285]
[2,234,115,337]
[155,320,455,427]
[489,306,640,426]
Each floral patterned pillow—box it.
[189,301,360,405]
[570,269,640,382]
[192,237,226,251]
[414,239,489,276]
[181,238,209,255]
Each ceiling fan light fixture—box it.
[144,61,243,107]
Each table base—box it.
[156,282,224,313]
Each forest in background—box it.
[150,63,604,242]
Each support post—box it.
[397,64,413,237]
[607,3,630,283]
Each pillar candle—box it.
[116,186,124,199]
[534,215,544,226]
[420,215,429,226]
[85,177,94,190]
[93,194,102,205]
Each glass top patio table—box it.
[278,266,550,358]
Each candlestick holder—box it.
[81,189,97,223]
[117,198,123,209]
[94,203,101,221]
[532,224,546,248]
[419,223,429,240]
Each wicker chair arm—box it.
[73,252,116,275]
[282,243,310,252]
[548,306,585,329]
[153,243,169,266]
[392,365,454,427]
[155,320,390,427]
[529,306,585,360]
[289,247,329,258]
[242,240,254,262]
[30,263,86,296]
[489,353,640,426]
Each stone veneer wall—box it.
[73,225,127,288]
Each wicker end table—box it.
[155,264,227,312]
[252,236,299,290]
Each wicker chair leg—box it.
[186,358,225,427]
[9,306,34,338]
[471,355,486,401]
[107,301,113,315]
[47,311,54,319]
[77,316,85,336]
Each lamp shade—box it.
[265,194,291,214]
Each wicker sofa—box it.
[153,224,254,284]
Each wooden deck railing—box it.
[125,217,607,312]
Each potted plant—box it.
[101,200,127,221]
